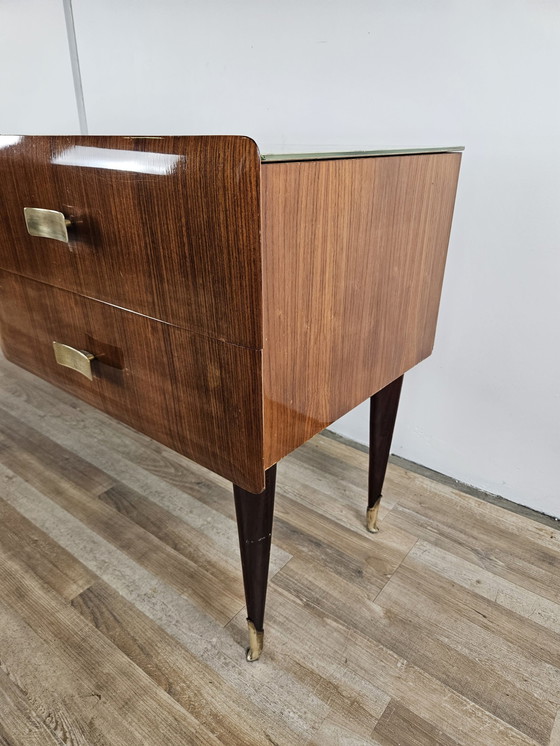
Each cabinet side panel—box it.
[262,152,461,466]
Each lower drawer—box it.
[0,271,264,491]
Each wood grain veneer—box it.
[0,270,264,491]
[261,152,461,466]
[0,136,261,348]
[0,138,462,487]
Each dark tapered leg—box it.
[233,464,277,661]
[367,375,404,533]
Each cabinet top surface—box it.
[260,146,464,162]
[1,136,464,164]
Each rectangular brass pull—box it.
[24,207,70,243]
[53,342,95,380]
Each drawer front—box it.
[0,136,262,348]
[0,271,264,492]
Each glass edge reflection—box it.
[261,146,465,163]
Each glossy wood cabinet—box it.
[0,136,462,660]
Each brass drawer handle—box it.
[24,207,71,243]
[53,342,95,380]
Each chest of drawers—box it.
[0,136,461,660]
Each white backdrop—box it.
[0,0,80,133]
[1,0,559,516]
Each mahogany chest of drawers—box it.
[0,136,461,660]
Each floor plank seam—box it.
[549,709,560,746]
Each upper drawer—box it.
[0,136,262,348]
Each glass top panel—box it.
[261,146,464,163]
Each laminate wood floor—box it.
[0,354,559,746]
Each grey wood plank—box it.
[0,369,290,574]
[0,463,328,742]
[373,700,462,746]
[70,580,304,746]
[0,550,222,746]
[0,667,66,746]
[0,497,95,601]
[0,423,244,624]
[384,472,560,604]
[271,558,554,744]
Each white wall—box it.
[0,0,81,133]
[1,1,559,516]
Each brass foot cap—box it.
[246,620,264,662]
[367,503,380,533]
